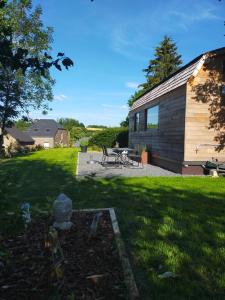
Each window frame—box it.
[134,112,140,132]
[145,104,159,130]
[222,60,225,75]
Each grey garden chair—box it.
[127,151,144,168]
[101,145,121,167]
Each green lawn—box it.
[1,148,225,299]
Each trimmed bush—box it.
[89,127,128,148]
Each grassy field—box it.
[1,148,225,299]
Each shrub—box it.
[88,145,101,152]
[70,126,88,143]
[35,144,44,151]
[89,127,128,148]
[80,140,88,147]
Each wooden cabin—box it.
[129,47,225,174]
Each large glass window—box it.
[146,105,159,129]
[134,112,140,131]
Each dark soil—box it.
[0,211,127,300]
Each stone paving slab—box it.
[77,152,180,177]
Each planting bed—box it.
[0,211,128,300]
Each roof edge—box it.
[130,46,225,110]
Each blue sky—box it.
[31,0,225,126]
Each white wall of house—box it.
[32,137,54,148]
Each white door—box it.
[44,142,50,149]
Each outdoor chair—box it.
[127,151,144,168]
[202,160,225,175]
[101,145,121,167]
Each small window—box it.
[34,128,38,132]
[146,105,159,129]
[46,128,50,132]
[222,61,225,75]
[134,112,140,132]
[221,85,225,95]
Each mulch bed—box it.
[0,211,127,300]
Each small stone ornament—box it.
[21,202,32,226]
[53,193,73,230]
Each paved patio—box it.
[77,152,180,177]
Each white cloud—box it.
[125,81,139,89]
[54,94,68,101]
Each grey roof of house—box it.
[6,127,34,143]
[27,119,64,137]
[131,46,225,111]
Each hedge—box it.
[89,127,129,148]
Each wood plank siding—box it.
[129,47,225,174]
[185,52,225,162]
[129,86,186,173]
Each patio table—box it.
[112,147,135,153]
[112,148,135,165]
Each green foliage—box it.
[87,125,107,128]
[88,144,101,152]
[89,127,128,147]
[141,35,182,90]
[58,118,85,131]
[0,0,73,155]
[120,116,129,127]
[126,36,182,110]
[14,119,32,130]
[127,89,146,108]
[70,126,87,143]
[80,140,88,147]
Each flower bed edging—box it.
[74,208,140,300]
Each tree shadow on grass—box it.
[1,155,225,299]
[76,177,225,299]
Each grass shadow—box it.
[0,149,225,299]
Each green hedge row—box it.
[89,127,128,148]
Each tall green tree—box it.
[0,0,73,154]
[127,89,146,108]
[120,116,129,127]
[141,35,182,90]
[58,118,85,131]
[14,116,32,130]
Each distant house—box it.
[3,127,34,152]
[129,47,225,174]
[27,119,69,148]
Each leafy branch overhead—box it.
[0,0,74,156]
[0,40,74,76]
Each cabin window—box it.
[222,61,225,75]
[134,112,140,131]
[221,85,225,95]
[146,105,159,129]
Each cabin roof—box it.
[131,47,225,111]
